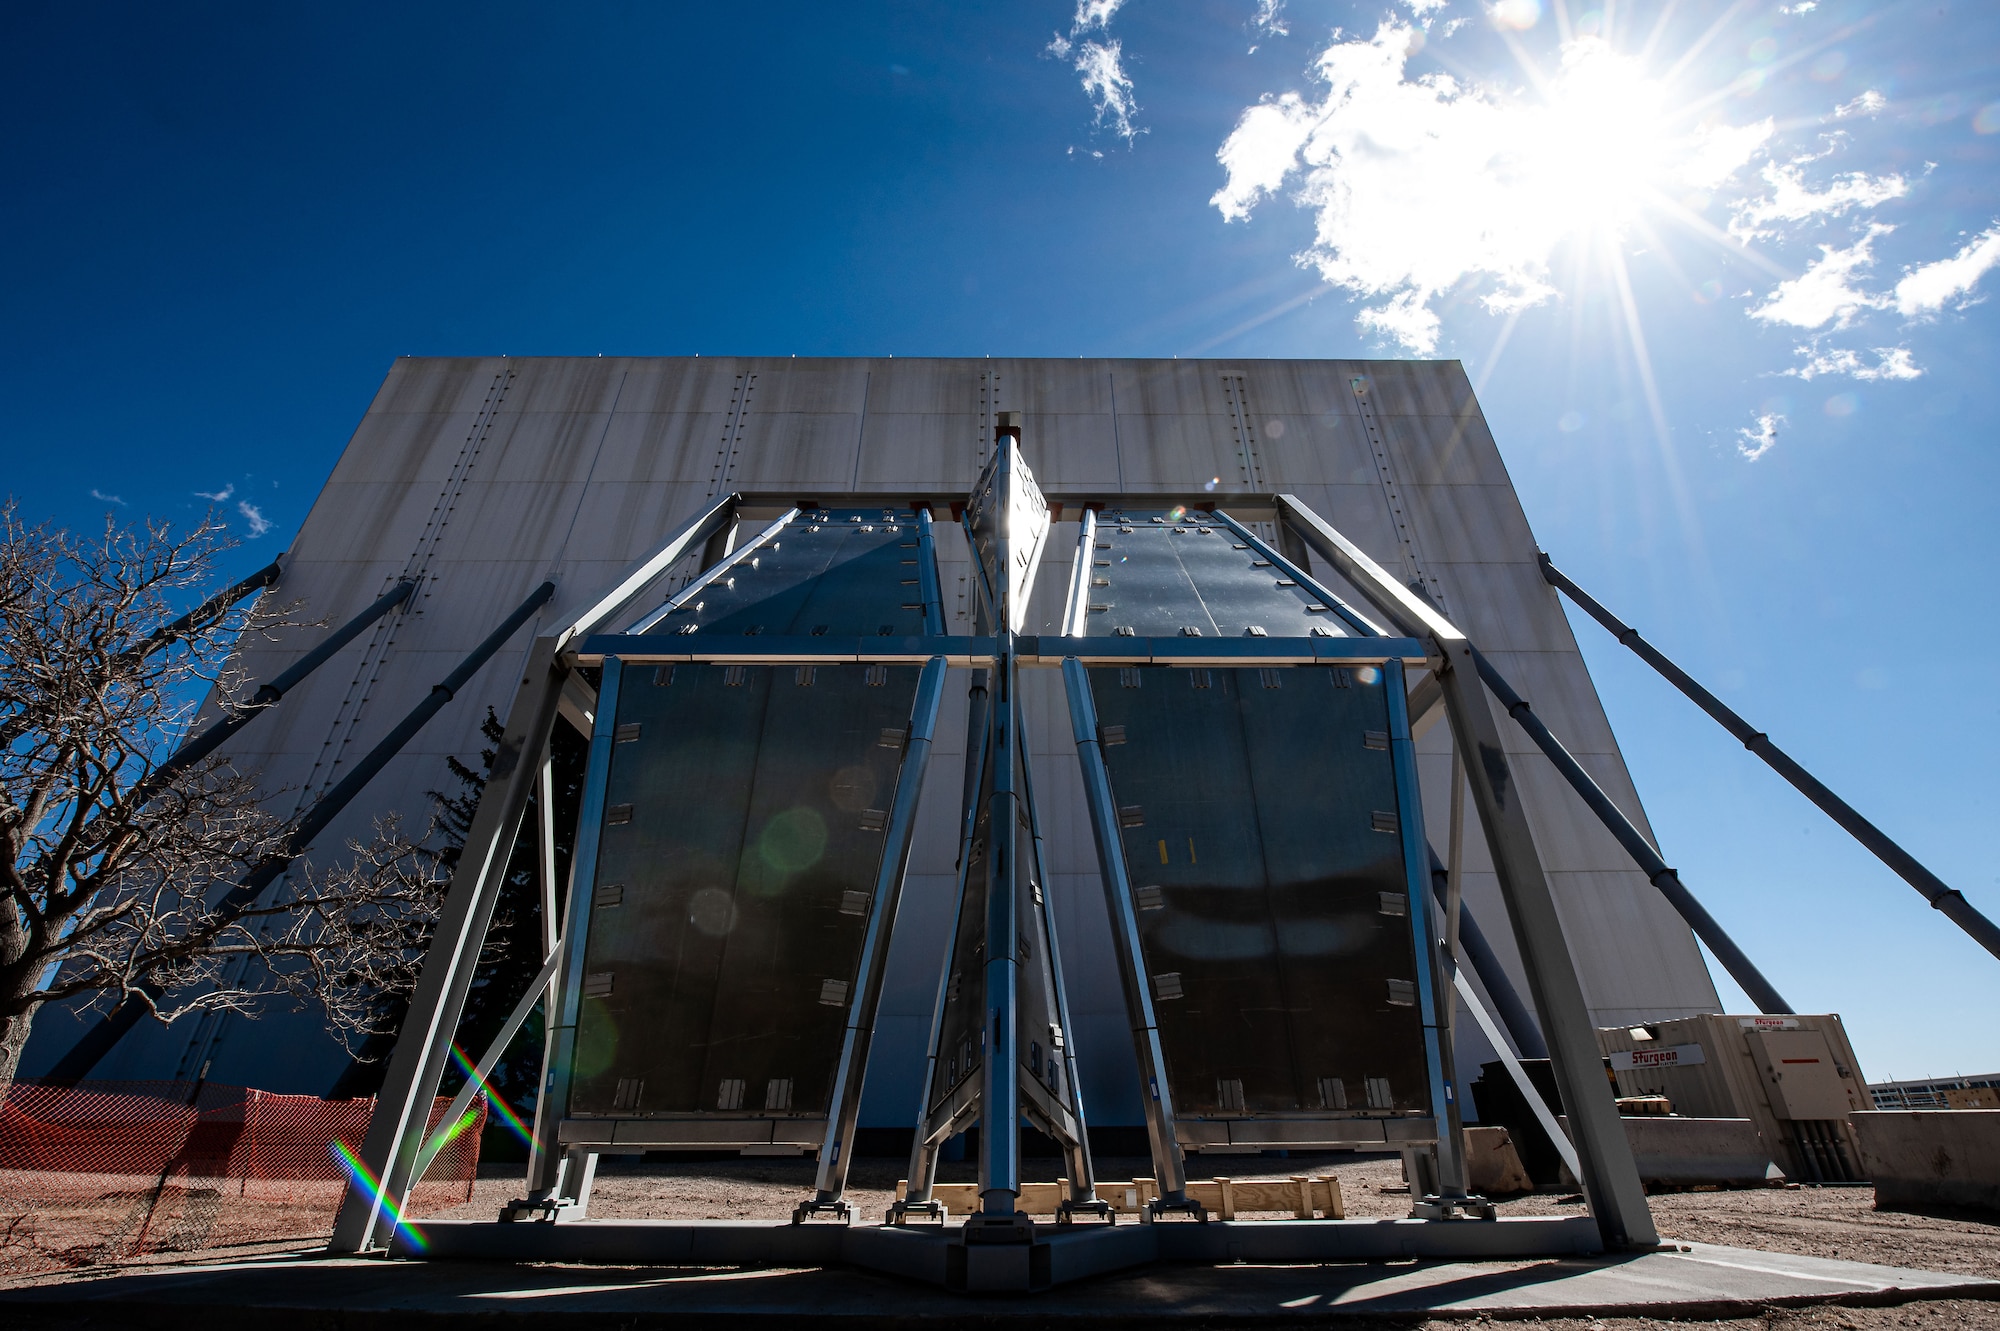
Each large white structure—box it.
[26,355,1721,1127]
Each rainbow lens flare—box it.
[448,1042,534,1146]
[331,1139,428,1252]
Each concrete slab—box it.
[1855,1110,2000,1213]
[392,1215,1604,1289]
[4,1242,1992,1326]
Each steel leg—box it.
[976,649,1022,1220]
[802,657,948,1220]
[523,658,628,1201]
[1060,658,1194,1211]
[329,637,569,1252]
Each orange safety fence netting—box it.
[0,1078,484,1278]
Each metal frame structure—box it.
[327,437,1681,1280]
[892,426,1108,1235]
[1050,503,1484,1221]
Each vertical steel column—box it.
[1061,509,1098,636]
[1443,749,1467,1030]
[809,656,948,1210]
[1012,702,1098,1206]
[329,635,569,1252]
[1385,658,1471,1206]
[978,644,1023,1217]
[1061,657,1191,1204]
[917,508,947,636]
[515,758,564,1211]
[900,670,991,1209]
[537,758,560,958]
[523,656,626,1201]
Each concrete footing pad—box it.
[4,1239,1994,1325]
[392,1215,1605,1290]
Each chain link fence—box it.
[0,1078,483,1278]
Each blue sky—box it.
[4,0,1997,1081]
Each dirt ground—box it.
[414,1151,2000,1279]
[9,1151,1999,1326]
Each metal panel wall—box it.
[20,358,1721,1118]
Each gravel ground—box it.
[11,1151,1999,1326]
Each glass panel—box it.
[1078,509,1349,638]
[1087,662,1432,1118]
[568,662,923,1119]
[657,507,930,638]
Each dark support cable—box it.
[147,581,416,791]
[141,561,284,657]
[46,581,555,1082]
[1541,553,2000,965]
[1469,644,1794,1014]
[1428,849,1549,1060]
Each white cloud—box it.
[90,488,126,506]
[1833,90,1885,118]
[1893,223,2000,316]
[1050,0,1141,142]
[1737,412,1783,462]
[237,500,273,537]
[1784,343,1922,381]
[1681,119,1777,190]
[1729,162,1905,240]
[194,483,236,502]
[1073,0,1126,29]
[1749,224,1892,329]
[1252,0,1288,38]
[1401,0,1449,14]
[1211,25,1768,351]
[1780,2,1817,13]
[1073,41,1139,140]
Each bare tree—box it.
[0,504,446,1090]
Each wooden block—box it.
[1161,1176,1341,1218]
[1016,1181,1065,1214]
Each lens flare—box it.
[331,1139,428,1252]
[450,1042,534,1146]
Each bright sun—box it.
[1521,40,1677,232]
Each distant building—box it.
[1869,1074,2000,1109]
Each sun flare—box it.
[1212,20,1771,352]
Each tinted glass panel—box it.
[1087,661,1432,1119]
[656,508,929,638]
[1080,511,1349,638]
[568,661,923,1119]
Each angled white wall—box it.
[24,356,1721,1123]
